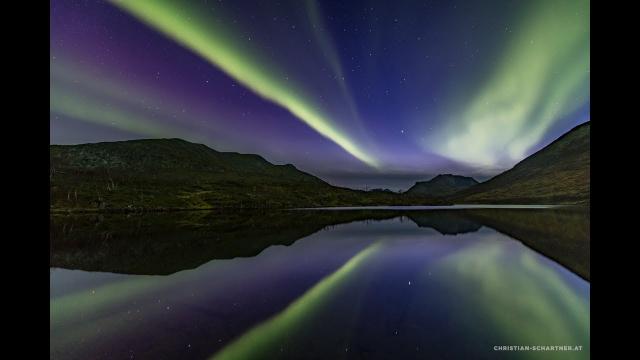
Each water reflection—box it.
[50,208,589,279]
[50,209,589,359]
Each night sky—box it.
[50,0,590,191]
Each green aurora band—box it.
[50,272,176,356]
[211,243,382,359]
[51,85,181,139]
[109,0,379,168]
[50,57,224,144]
[429,0,589,169]
[430,236,589,358]
[304,0,363,132]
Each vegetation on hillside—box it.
[452,122,590,204]
[50,122,590,211]
[50,139,438,211]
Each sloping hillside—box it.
[452,122,590,204]
[50,139,417,210]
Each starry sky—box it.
[50,0,590,191]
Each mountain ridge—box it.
[50,122,590,211]
[405,174,479,197]
[451,121,590,204]
[50,139,428,211]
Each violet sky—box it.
[50,0,589,190]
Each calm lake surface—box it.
[50,207,590,359]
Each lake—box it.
[50,207,590,359]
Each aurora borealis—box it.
[50,0,589,189]
[427,0,589,170]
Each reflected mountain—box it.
[50,210,397,275]
[50,207,589,280]
[406,211,482,234]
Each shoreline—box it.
[50,202,589,214]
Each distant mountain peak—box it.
[405,174,478,198]
[430,173,476,181]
